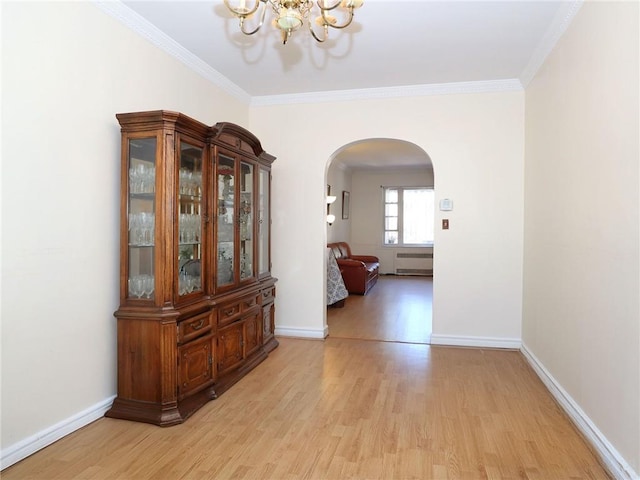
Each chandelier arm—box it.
[223,0,262,17]
[308,21,328,43]
[239,0,269,35]
[323,8,355,29]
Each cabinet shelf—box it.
[179,194,202,202]
[130,192,155,200]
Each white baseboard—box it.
[275,325,328,340]
[521,343,638,480]
[1,395,116,470]
[430,334,521,349]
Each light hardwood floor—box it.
[328,275,432,344]
[3,277,610,479]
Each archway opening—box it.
[324,138,434,344]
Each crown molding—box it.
[93,0,550,108]
[250,78,524,107]
[92,0,251,105]
[519,0,584,87]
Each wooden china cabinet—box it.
[106,110,277,426]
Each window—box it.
[384,187,434,246]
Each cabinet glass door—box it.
[239,161,254,281]
[178,141,204,296]
[217,154,235,288]
[258,167,270,276]
[127,137,156,301]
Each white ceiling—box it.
[108,0,580,168]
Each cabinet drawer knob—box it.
[225,309,235,317]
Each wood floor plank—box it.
[3,277,611,479]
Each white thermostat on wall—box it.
[439,198,453,211]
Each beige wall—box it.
[250,92,525,344]
[326,163,352,244]
[523,1,639,474]
[1,1,248,459]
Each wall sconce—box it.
[326,194,336,225]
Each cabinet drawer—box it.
[218,294,261,327]
[178,312,213,344]
[241,294,261,312]
[218,302,241,326]
[261,286,276,304]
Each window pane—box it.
[385,204,398,217]
[403,189,434,244]
[385,188,398,203]
[385,232,398,244]
[385,217,398,230]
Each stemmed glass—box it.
[129,212,155,246]
[128,274,154,299]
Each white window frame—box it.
[383,186,434,247]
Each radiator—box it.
[394,252,433,276]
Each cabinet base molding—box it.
[106,383,218,426]
[264,336,279,353]
[105,398,184,427]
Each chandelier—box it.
[223,0,364,45]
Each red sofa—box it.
[327,242,379,295]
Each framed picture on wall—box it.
[342,191,350,219]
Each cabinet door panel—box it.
[216,153,236,289]
[177,138,205,299]
[258,167,270,277]
[178,335,214,399]
[239,161,254,282]
[262,303,275,344]
[217,323,243,374]
[244,313,262,357]
[126,136,157,303]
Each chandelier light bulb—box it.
[277,7,303,31]
[340,0,364,8]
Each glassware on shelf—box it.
[128,212,155,246]
[129,163,156,194]
[179,271,201,295]
[178,257,201,296]
[179,213,201,244]
[179,168,202,197]
[128,274,155,299]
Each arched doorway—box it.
[325,138,434,344]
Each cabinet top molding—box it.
[116,110,275,164]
